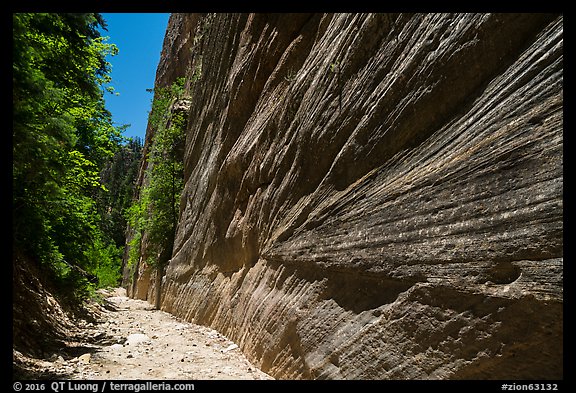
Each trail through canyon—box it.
[14,288,272,380]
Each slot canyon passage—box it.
[124,13,563,379]
[14,13,563,381]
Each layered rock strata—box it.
[127,13,563,379]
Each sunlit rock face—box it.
[128,13,563,379]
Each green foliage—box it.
[97,137,143,247]
[126,228,143,270]
[84,238,122,288]
[12,13,130,300]
[147,77,186,129]
[126,78,187,272]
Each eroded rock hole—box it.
[322,272,414,313]
[487,261,521,284]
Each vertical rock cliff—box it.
[126,13,563,379]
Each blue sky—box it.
[99,13,171,142]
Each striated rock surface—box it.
[127,13,563,379]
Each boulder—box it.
[125,334,151,346]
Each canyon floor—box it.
[13,288,272,380]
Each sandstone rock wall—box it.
[128,13,563,379]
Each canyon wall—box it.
[127,13,563,379]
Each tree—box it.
[125,78,187,309]
[13,13,123,301]
[97,137,144,247]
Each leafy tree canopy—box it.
[13,13,137,301]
